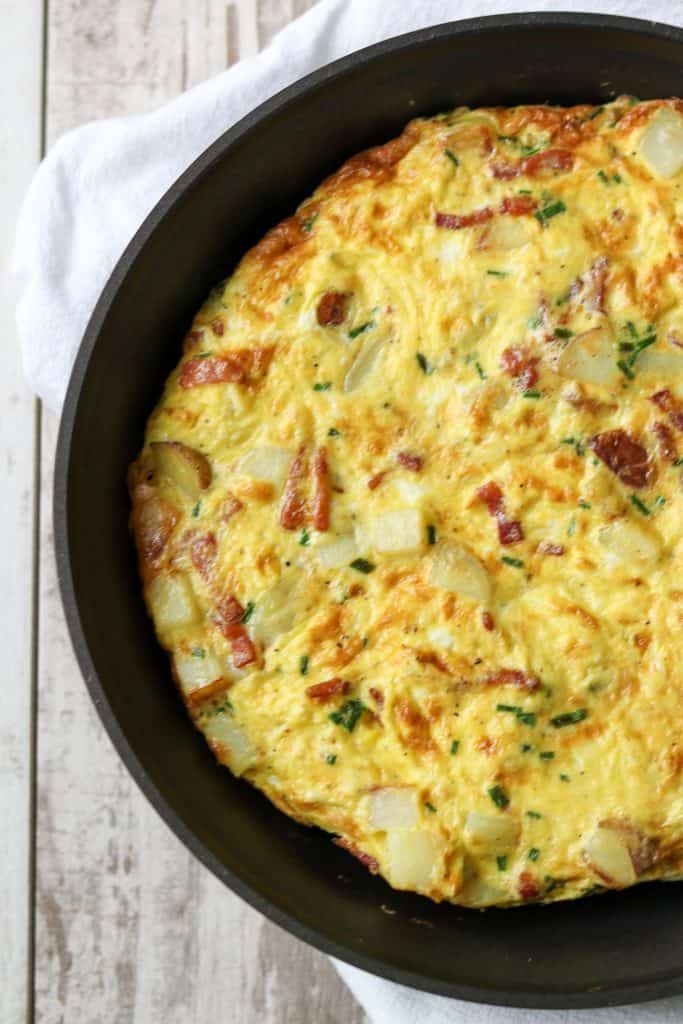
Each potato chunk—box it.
[151,441,212,501]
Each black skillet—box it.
[55,13,683,1009]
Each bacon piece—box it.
[216,594,244,630]
[317,291,350,326]
[536,541,565,556]
[483,668,540,692]
[183,328,203,351]
[651,389,683,431]
[652,422,677,463]
[476,480,524,545]
[223,623,258,669]
[312,446,330,532]
[222,493,244,521]
[333,837,380,875]
[492,148,575,180]
[211,318,225,336]
[589,430,652,488]
[482,611,495,631]
[305,677,350,702]
[500,346,539,392]
[499,194,537,216]
[518,872,541,901]
[435,207,494,230]
[396,451,423,472]
[190,533,217,579]
[180,347,274,388]
[369,687,385,709]
[489,162,519,180]
[416,651,452,675]
[280,445,307,530]
[367,471,387,490]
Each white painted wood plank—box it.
[0,2,44,1022]
[37,1,367,1020]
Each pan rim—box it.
[54,10,683,1008]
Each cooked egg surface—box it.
[130,99,683,907]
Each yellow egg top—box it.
[130,98,683,907]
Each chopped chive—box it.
[613,173,623,183]
[444,148,459,167]
[520,743,533,753]
[302,211,318,232]
[553,327,573,339]
[349,320,375,340]
[486,269,509,278]
[191,647,205,658]
[617,359,635,380]
[517,711,537,726]
[474,360,486,380]
[328,427,341,437]
[313,381,331,391]
[350,558,375,574]
[424,801,437,814]
[539,751,555,760]
[300,654,309,676]
[518,189,532,195]
[450,740,460,755]
[497,703,521,713]
[529,847,541,862]
[326,753,337,764]
[597,169,609,183]
[522,390,541,399]
[674,456,683,467]
[300,528,311,546]
[329,699,366,732]
[527,314,542,329]
[588,106,604,120]
[618,341,635,351]
[567,516,577,537]
[544,876,566,894]
[526,810,542,819]
[488,784,510,810]
[630,494,651,516]
[241,601,255,624]
[427,524,437,545]
[535,200,566,225]
[555,290,571,307]
[654,495,666,510]
[191,501,201,518]
[502,555,524,568]
[578,500,591,510]
[559,773,571,782]
[496,855,508,871]
[551,708,588,728]
[416,352,434,374]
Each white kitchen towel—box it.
[13,0,683,1021]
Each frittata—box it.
[129,98,683,907]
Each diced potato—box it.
[428,542,491,604]
[639,106,683,177]
[174,649,223,695]
[598,520,662,566]
[369,787,419,830]
[557,327,619,388]
[147,573,197,630]
[251,575,302,647]
[464,811,518,851]
[584,824,636,886]
[316,534,359,569]
[344,339,386,392]
[370,508,424,554]
[636,346,683,379]
[239,446,292,491]
[385,829,445,891]
[204,714,257,776]
[151,441,212,501]
[479,216,530,252]
[461,875,506,907]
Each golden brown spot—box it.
[394,698,435,751]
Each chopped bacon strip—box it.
[396,451,423,472]
[490,148,574,180]
[190,533,217,579]
[536,541,565,556]
[483,668,540,692]
[589,430,652,489]
[651,389,683,431]
[222,493,244,521]
[305,677,350,702]
[499,194,537,216]
[280,446,307,530]
[500,346,539,391]
[312,446,331,532]
[652,421,678,463]
[211,318,225,336]
[216,594,244,630]
[369,687,385,709]
[223,623,258,669]
[482,611,495,631]
[435,207,494,230]
[333,837,380,874]
[476,480,525,545]
[518,871,541,901]
[317,291,350,326]
[416,650,452,674]
[367,471,387,491]
[180,347,274,388]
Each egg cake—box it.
[129,98,683,908]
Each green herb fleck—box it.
[424,801,437,814]
[553,327,573,339]
[313,381,331,391]
[502,555,524,568]
[544,876,567,895]
[559,773,571,782]
[551,708,588,728]
[526,810,542,819]
[486,269,509,278]
[350,558,375,574]
[567,516,577,537]
[527,313,542,329]
[326,753,337,765]
[497,704,536,727]
[302,211,318,233]
[588,106,604,120]
[427,524,437,545]
[444,148,459,167]
[488,784,510,810]
[555,290,571,307]
[654,495,666,510]
[474,360,486,380]
[497,703,521,713]
[191,647,205,659]
[535,200,566,226]
[674,456,683,467]
[613,173,623,184]
[349,320,375,340]
[300,528,311,546]
[416,352,434,375]
[617,359,635,380]
[191,501,201,518]
[517,711,537,726]
[520,743,533,753]
[597,169,609,183]
[539,751,555,761]
[630,494,651,516]
[522,390,541,399]
[518,189,532,195]
[328,427,341,437]
[241,601,255,624]
[578,500,591,510]
[300,654,309,676]
[450,740,460,756]
[529,847,541,862]
[329,699,366,733]
[496,855,508,871]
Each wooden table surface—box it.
[1,2,368,1021]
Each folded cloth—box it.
[13,0,683,1020]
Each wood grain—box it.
[35,0,367,1020]
[0,2,44,1022]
